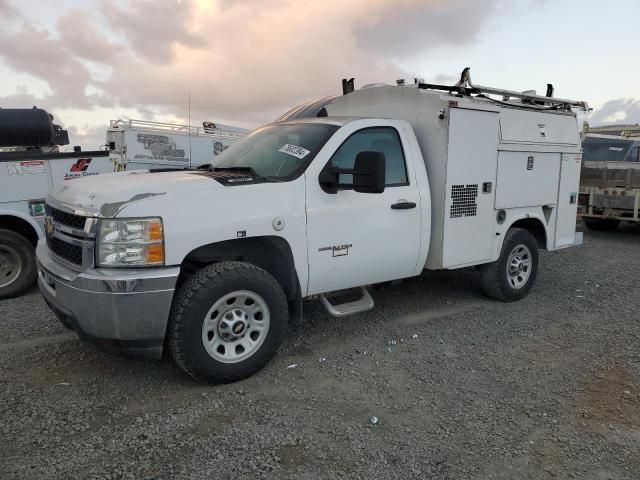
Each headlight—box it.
[97,218,164,267]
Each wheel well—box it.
[510,218,547,250]
[0,215,39,246]
[179,236,301,302]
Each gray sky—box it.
[1,0,638,149]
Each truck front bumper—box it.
[36,242,180,359]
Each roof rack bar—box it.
[418,67,590,112]
[108,118,247,140]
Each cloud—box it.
[101,0,503,124]
[56,9,120,64]
[0,86,42,108]
[101,0,204,63]
[0,24,93,108]
[589,98,640,126]
[66,124,108,150]
[355,0,498,58]
[0,0,524,146]
[0,0,18,17]
[432,73,459,84]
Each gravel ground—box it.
[1,224,639,480]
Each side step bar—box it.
[319,287,374,318]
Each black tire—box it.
[479,228,539,302]
[0,228,37,300]
[583,218,620,231]
[168,261,288,383]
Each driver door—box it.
[305,121,422,295]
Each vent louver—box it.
[450,184,478,218]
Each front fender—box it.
[0,209,44,240]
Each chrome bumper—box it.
[36,241,180,359]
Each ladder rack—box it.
[416,68,590,112]
[108,119,247,140]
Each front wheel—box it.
[168,261,288,383]
[479,228,539,302]
[0,229,37,300]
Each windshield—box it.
[582,137,633,162]
[211,123,338,179]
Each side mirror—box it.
[353,151,385,194]
[319,151,386,194]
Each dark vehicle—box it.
[579,126,640,230]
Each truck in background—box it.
[1,113,250,299]
[37,69,588,382]
[579,124,640,230]
[0,108,112,299]
[107,119,248,171]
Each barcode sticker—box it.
[278,144,310,159]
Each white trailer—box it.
[106,119,248,171]
[0,150,112,298]
[38,70,588,382]
[2,116,247,299]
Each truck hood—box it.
[49,170,223,217]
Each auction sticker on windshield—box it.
[278,144,310,159]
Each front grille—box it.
[47,236,83,266]
[45,205,87,230]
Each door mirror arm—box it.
[319,167,354,194]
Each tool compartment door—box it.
[554,153,581,248]
[442,108,499,267]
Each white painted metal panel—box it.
[442,108,499,267]
[554,153,581,248]
[1,159,49,202]
[47,156,113,187]
[324,86,447,269]
[495,151,560,208]
[304,119,422,295]
[499,109,580,146]
[123,129,239,170]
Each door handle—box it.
[391,201,417,210]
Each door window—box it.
[628,146,640,162]
[328,127,408,186]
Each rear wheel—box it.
[479,228,539,302]
[583,218,620,231]
[168,261,288,383]
[0,229,37,299]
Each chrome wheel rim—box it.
[506,244,532,289]
[0,245,22,288]
[201,290,270,363]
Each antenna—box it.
[188,91,192,168]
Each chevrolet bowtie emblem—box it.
[45,217,55,237]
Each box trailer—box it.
[106,119,248,171]
[0,108,112,298]
[2,112,249,299]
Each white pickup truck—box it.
[37,72,588,382]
